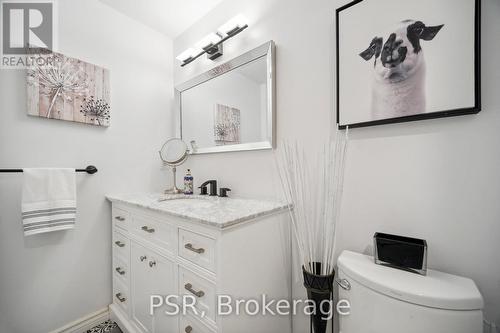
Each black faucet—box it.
[198,185,208,195]
[200,180,217,196]
[219,188,231,197]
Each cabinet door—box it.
[151,253,178,333]
[131,241,154,333]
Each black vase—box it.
[302,263,335,333]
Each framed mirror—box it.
[175,41,275,154]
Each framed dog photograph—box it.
[336,0,481,129]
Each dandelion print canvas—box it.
[27,51,111,126]
[214,103,241,145]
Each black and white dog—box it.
[360,20,444,119]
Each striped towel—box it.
[22,168,76,236]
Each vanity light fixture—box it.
[176,14,249,67]
[217,14,248,37]
[195,32,224,61]
[175,48,200,63]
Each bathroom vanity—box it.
[106,193,290,333]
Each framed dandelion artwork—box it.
[214,103,241,145]
[27,51,111,127]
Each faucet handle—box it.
[219,188,231,197]
[198,186,208,195]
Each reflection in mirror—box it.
[182,56,267,149]
[176,41,275,154]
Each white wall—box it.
[0,1,173,332]
[173,0,500,331]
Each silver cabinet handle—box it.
[140,255,147,262]
[115,293,126,302]
[185,326,193,333]
[336,278,351,291]
[149,260,156,268]
[184,243,205,254]
[184,283,205,297]
[115,267,125,275]
[114,216,125,221]
[141,225,155,233]
[114,241,125,248]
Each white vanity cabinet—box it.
[107,194,290,333]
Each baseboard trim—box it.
[109,304,140,333]
[49,307,110,333]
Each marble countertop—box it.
[106,193,289,229]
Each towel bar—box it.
[0,165,98,174]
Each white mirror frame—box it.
[175,40,276,155]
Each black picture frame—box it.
[336,0,481,129]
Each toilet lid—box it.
[337,251,484,311]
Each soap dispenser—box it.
[184,169,193,195]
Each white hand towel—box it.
[22,168,76,236]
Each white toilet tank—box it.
[337,250,483,333]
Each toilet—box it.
[337,250,484,333]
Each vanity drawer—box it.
[179,267,216,326]
[113,231,130,261]
[112,207,130,231]
[113,277,130,316]
[179,229,216,272]
[130,216,176,254]
[179,314,215,333]
[113,255,129,286]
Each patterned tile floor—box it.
[87,320,122,333]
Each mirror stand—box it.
[159,138,189,195]
[164,166,183,194]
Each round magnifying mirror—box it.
[159,138,188,194]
